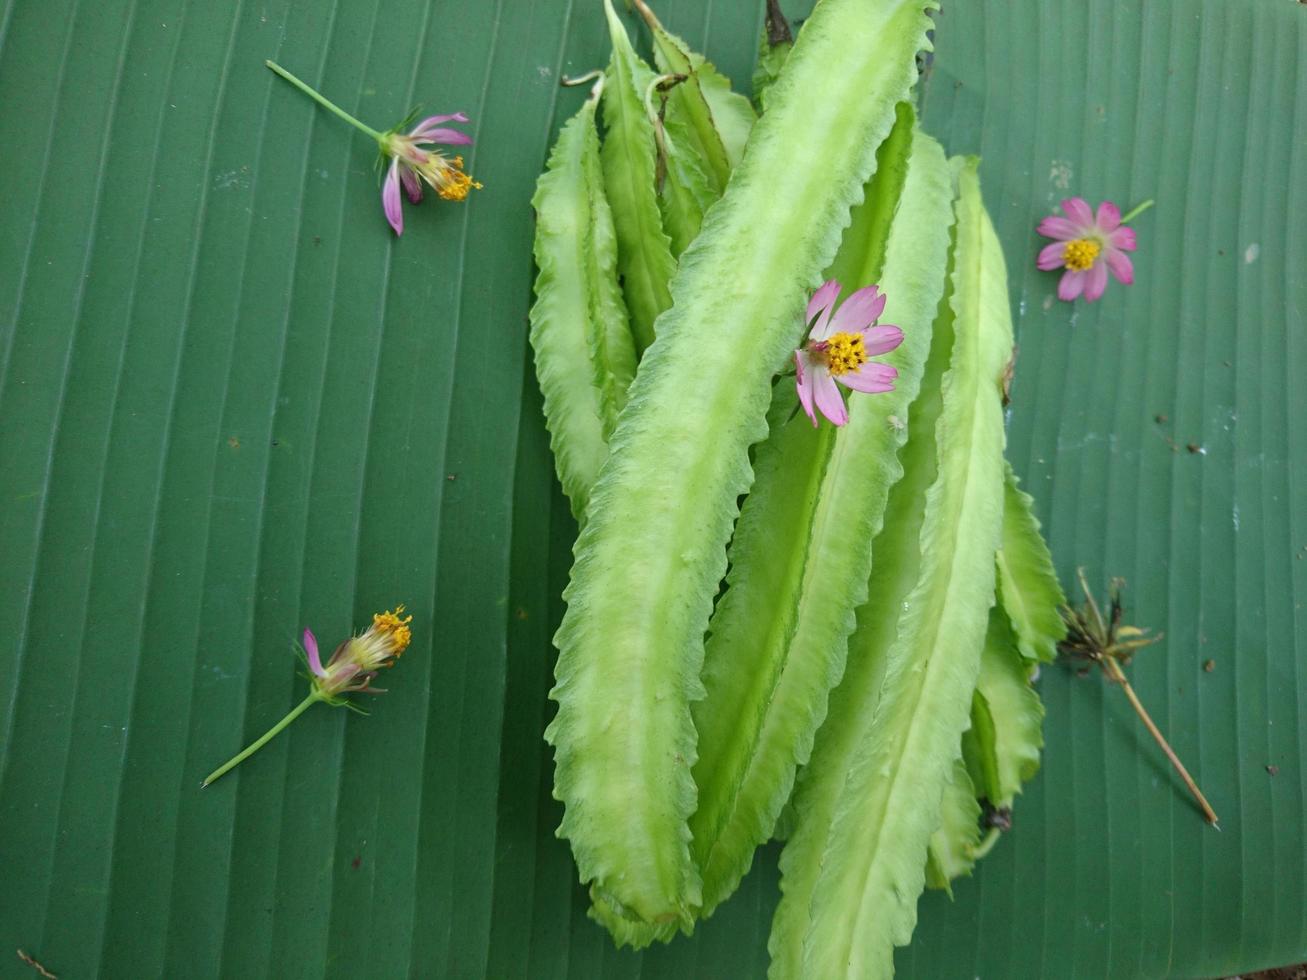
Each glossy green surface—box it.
[0,0,1303,976]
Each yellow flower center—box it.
[372,606,413,658]
[419,154,483,202]
[1062,238,1101,272]
[822,331,867,377]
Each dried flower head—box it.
[266,60,479,236]
[202,605,415,787]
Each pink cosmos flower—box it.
[380,115,480,236]
[1036,197,1138,302]
[201,605,414,786]
[266,60,480,237]
[304,606,413,702]
[794,279,904,427]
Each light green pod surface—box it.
[547,0,936,932]
[600,0,676,353]
[770,175,959,980]
[777,158,1014,980]
[924,756,981,893]
[656,100,721,258]
[685,52,755,172]
[963,605,1045,809]
[997,461,1067,663]
[529,91,637,522]
[690,118,950,919]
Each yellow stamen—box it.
[372,606,413,656]
[823,331,867,377]
[1062,238,1101,272]
[417,153,482,202]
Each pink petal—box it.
[806,280,841,340]
[382,159,404,235]
[795,350,818,426]
[413,127,473,147]
[1083,261,1109,302]
[1109,225,1137,251]
[408,112,469,136]
[1096,200,1121,232]
[1061,197,1094,227]
[1106,248,1134,284]
[838,361,898,393]
[400,166,423,204]
[860,324,903,356]
[1037,241,1068,271]
[829,284,886,334]
[813,371,847,426]
[304,629,326,678]
[1057,269,1087,302]
[1037,216,1081,240]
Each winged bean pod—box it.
[633,0,735,192]
[996,462,1068,662]
[771,169,960,980]
[546,0,936,932]
[924,756,981,892]
[529,85,637,521]
[774,158,1014,979]
[752,0,794,113]
[962,604,1045,809]
[651,80,720,258]
[690,114,950,919]
[600,0,677,353]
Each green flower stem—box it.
[972,827,1003,860]
[1119,199,1154,224]
[265,60,384,142]
[202,692,321,787]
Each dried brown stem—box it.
[1100,655,1219,826]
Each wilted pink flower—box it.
[1037,197,1138,302]
[380,116,480,235]
[266,60,479,237]
[794,279,903,427]
[201,606,414,787]
[304,606,413,702]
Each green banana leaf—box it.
[0,0,1303,977]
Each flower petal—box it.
[806,279,841,340]
[838,361,898,393]
[304,629,326,678]
[400,166,423,204]
[813,370,847,426]
[408,112,469,137]
[382,159,404,236]
[1061,197,1094,227]
[1106,248,1134,284]
[795,350,818,426]
[413,127,473,147]
[1096,200,1121,231]
[1083,261,1109,301]
[1057,268,1087,302]
[1037,216,1081,240]
[829,284,886,334]
[1109,225,1137,251]
[860,324,903,356]
[1037,241,1067,270]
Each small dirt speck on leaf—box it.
[1203,659,1215,673]
[1266,765,1280,776]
